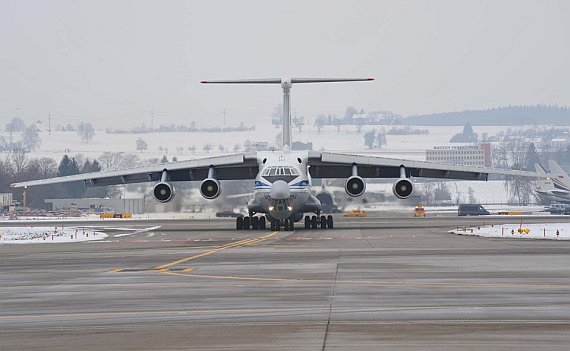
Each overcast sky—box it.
[1,0,569,128]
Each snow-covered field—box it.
[450,223,570,240]
[5,124,534,161]
[0,226,107,244]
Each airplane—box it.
[535,161,570,203]
[11,77,540,231]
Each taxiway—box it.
[1,215,570,350]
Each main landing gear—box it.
[304,215,333,229]
[236,216,296,231]
[236,216,266,230]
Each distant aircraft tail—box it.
[547,160,570,192]
[201,77,374,150]
[535,163,554,194]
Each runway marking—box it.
[107,232,277,273]
[156,232,279,269]
[154,231,278,270]
[161,270,295,282]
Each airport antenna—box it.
[201,77,374,151]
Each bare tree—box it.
[136,138,148,153]
[77,122,95,143]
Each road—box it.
[1,215,570,350]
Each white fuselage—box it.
[247,151,320,221]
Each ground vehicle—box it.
[548,203,568,215]
[458,204,490,216]
[414,205,426,217]
[343,209,367,218]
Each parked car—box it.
[548,203,568,215]
[458,204,490,216]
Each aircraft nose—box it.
[270,180,290,199]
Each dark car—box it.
[548,204,568,215]
[458,204,490,216]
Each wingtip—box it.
[367,77,375,81]
[200,80,208,84]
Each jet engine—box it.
[345,176,366,197]
[200,178,221,199]
[392,178,414,199]
[153,181,175,203]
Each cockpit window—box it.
[262,166,299,177]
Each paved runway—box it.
[1,215,570,350]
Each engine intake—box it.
[200,178,221,199]
[393,178,414,199]
[345,176,366,197]
[153,182,174,203]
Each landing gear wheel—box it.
[236,216,244,230]
[251,216,259,230]
[243,216,250,230]
[304,216,311,229]
[327,215,334,229]
[259,216,266,230]
[311,216,318,229]
[320,215,327,229]
[283,219,294,231]
[271,221,279,231]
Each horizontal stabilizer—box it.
[201,77,374,84]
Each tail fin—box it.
[535,163,554,193]
[547,160,569,179]
[201,77,374,150]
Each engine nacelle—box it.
[200,178,221,199]
[345,176,366,197]
[153,182,175,203]
[392,178,414,199]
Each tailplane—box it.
[201,77,374,150]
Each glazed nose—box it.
[270,180,290,199]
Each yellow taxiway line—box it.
[154,231,278,270]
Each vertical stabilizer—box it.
[547,160,570,180]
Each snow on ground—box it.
[5,125,536,161]
[450,223,570,240]
[0,226,107,244]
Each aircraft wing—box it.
[11,153,259,188]
[307,151,538,180]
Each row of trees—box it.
[0,151,107,209]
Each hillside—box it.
[405,105,570,126]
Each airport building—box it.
[425,143,491,167]
[45,198,145,214]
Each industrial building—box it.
[425,143,491,167]
[44,198,145,214]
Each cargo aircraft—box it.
[12,78,538,230]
